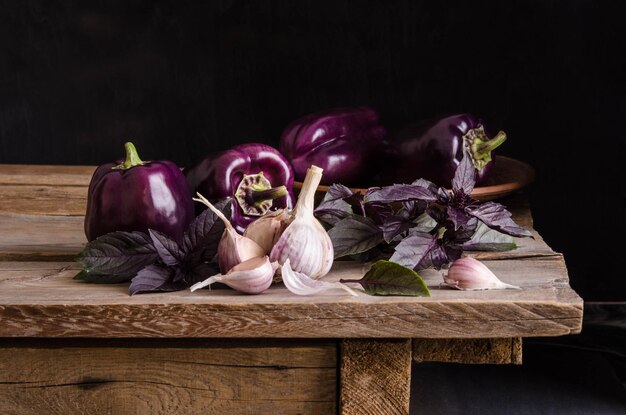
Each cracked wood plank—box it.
[340,339,412,415]
[0,342,336,415]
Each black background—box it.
[0,0,623,301]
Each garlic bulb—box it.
[443,257,520,290]
[281,259,357,296]
[193,193,265,273]
[190,256,277,294]
[243,208,290,254]
[269,165,334,279]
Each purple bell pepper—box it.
[184,143,295,233]
[387,113,507,187]
[84,142,194,242]
[279,107,388,186]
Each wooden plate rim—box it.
[293,156,535,201]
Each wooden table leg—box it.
[340,339,412,415]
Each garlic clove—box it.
[442,257,521,290]
[193,192,265,273]
[243,208,290,254]
[281,259,357,296]
[190,255,277,294]
[269,165,334,279]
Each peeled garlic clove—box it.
[281,259,357,296]
[270,165,334,279]
[190,256,276,294]
[443,257,520,290]
[193,193,265,273]
[243,208,290,254]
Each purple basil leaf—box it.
[414,239,451,270]
[149,229,184,266]
[444,218,479,244]
[466,202,533,237]
[389,231,439,270]
[129,264,186,295]
[73,270,130,284]
[382,215,415,243]
[437,187,451,204]
[327,215,384,258]
[315,208,353,226]
[183,198,230,253]
[77,231,158,280]
[443,244,463,264]
[182,198,230,267]
[323,183,355,202]
[364,183,439,204]
[447,205,473,230]
[452,151,476,195]
[401,199,428,218]
[364,201,393,226]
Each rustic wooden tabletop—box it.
[0,164,583,415]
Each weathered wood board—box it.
[0,340,337,415]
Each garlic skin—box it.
[193,193,265,273]
[243,209,290,254]
[269,165,333,279]
[190,256,277,294]
[281,259,357,296]
[443,257,521,290]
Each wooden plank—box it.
[0,214,85,261]
[0,185,88,216]
[0,257,582,339]
[413,338,523,365]
[0,341,337,415]
[0,164,95,186]
[340,339,411,415]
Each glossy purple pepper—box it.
[184,143,295,234]
[279,107,387,186]
[387,113,507,187]
[84,142,194,242]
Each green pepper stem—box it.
[246,185,288,205]
[113,142,145,170]
[476,131,507,154]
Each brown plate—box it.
[293,156,535,202]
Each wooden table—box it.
[0,165,583,415]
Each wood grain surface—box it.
[413,338,523,365]
[340,340,412,415]
[0,341,337,415]
[0,165,583,340]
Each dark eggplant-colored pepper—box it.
[385,113,507,187]
[279,107,387,186]
[84,142,194,242]
[184,143,295,233]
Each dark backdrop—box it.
[0,0,623,300]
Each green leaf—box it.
[327,215,384,258]
[461,222,517,251]
[341,260,431,297]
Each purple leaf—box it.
[77,231,158,281]
[315,208,353,226]
[452,151,476,195]
[364,201,394,225]
[327,215,384,258]
[149,229,184,266]
[415,239,452,270]
[447,205,473,230]
[461,222,517,251]
[129,264,186,295]
[182,198,230,266]
[466,202,533,237]
[382,215,415,243]
[389,231,439,270]
[364,183,439,204]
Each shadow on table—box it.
[410,303,626,415]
